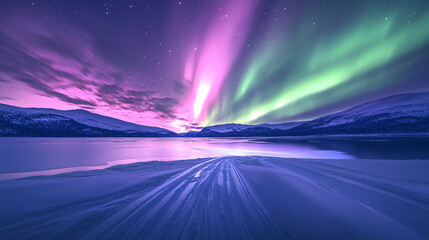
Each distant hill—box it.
[182,131,200,137]
[183,122,303,137]
[285,91,429,135]
[184,91,429,137]
[2,91,428,137]
[0,104,178,137]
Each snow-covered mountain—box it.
[203,123,258,133]
[0,104,178,137]
[2,91,428,137]
[202,122,302,133]
[257,122,303,130]
[183,122,304,137]
[184,92,429,137]
[286,91,429,135]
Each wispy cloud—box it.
[0,17,180,122]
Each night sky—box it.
[1,0,429,132]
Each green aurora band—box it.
[204,2,429,126]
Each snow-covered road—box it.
[82,157,281,239]
[1,156,428,239]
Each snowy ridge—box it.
[287,91,429,135]
[0,104,170,133]
[204,123,257,133]
[185,122,304,137]
[185,91,429,137]
[331,91,429,116]
[0,104,177,137]
[258,122,302,130]
[204,122,302,133]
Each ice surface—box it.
[1,156,428,239]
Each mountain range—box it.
[184,91,429,137]
[0,104,178,137]
[286,91,429,136]
[1,91,428,137]
[182,122,302,137]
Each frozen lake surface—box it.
[0,137,428,239]
[1,136,428,179]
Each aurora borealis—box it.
[1,0,429,132]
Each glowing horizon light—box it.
[170,119,187,132]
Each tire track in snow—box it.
[82,157,284,240]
